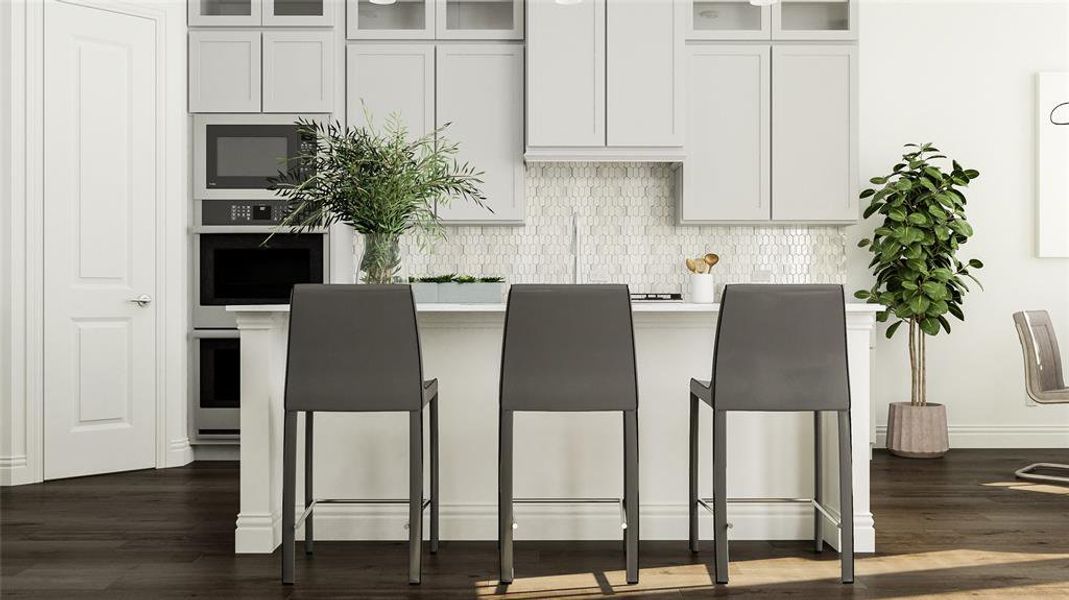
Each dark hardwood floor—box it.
[5,450,1069,598]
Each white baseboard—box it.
[875,424,1069,449]
[231,503,875,554]
[192,443,240,461]
[166,438,195,467]
[0,455,35,486]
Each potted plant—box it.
[855,143,982,458]
[270,114,487,284]
[408,274,506,304]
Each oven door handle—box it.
[130,294,153,307]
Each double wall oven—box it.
[192,114,330,443]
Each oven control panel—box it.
[201,200,291,226]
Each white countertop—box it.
[227,302,883,314]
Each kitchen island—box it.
[229,302,881,555]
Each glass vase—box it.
[359,232,402,284]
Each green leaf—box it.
[908,213,929,226]
[921,281,947,299]
[908,295,930,315]
[870,176,888,185]
[963,169,980,180]
[901,280,918,291]
[938,316,952,333]
[860,188,875,199]
[863,202,884,219]
[857,238,871,248]
[920,318,941,336]
[853,290,871,300]
[888,207,907,222]
[948,220,974,237]
[968,258,984,269]
[885,320,903,339]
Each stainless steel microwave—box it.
[193,113,326,200]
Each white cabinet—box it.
[190,30,335,113]
[436,0,523,40]
[689,1,769,40]
[607,0,685,147]
[347,0,435,39]
[436,45,524,223]
[526,0,604,149]
[678,45,769,222]
[263,31,334,113]
[189,31,261,113]
[771,45,858,222]
[262,0,334,26]
[190,0,334,26]
[773,0,857,41]
[526,0,684,159]
[345,44,435,137]
[189,0,261,27]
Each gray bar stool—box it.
[281,284,439,585]
[498,284,640,585]
[688,284,853,584]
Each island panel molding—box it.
[229,303,880,553]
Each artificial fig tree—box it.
[854,143,982,407]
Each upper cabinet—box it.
[346,44,435,136]
[687,0,856,40]
[526,0,605,148]
[189,30,335,113]
[190,0,334,26]
[526,0,685,160]
[436,44,525,223]
[770,44,858,221]
[437,0,523,40]
[607,0,685,147]
[347,0,523,40]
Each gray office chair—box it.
[498,284,640,585]
[281,284,439,585]
[688,284,854,584]
[1013,310,1069,483]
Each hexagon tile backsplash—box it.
[358,163,848,300]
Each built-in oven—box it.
[192,330,241,442]
[193,113,324,199]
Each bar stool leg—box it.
[838,411,854,584]
[712,409,728,585]
[688,394,699,553]
[409,410,424,585]
[814,411,823,553]
[282,411,297,585]
[499,410,514,584]
[624,410,640,584]
[430,396,440,555]
[304,412,314,556]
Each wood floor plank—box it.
[4,450,1069,598]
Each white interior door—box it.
[43,0,158,480]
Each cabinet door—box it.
[607,0,685,147]
[772,0,857,41]
[526,0,605,148]
[188,31,261,113]
[262,31,334,113]
[262,0,334,26]
[436,0,523,40]
[347,0,435,39]
[345,44,435,139]
[771,45,858,222]
[189,0,262,27]
[436,45,525,223]
[680,45,770,222]
[689,1,770,40]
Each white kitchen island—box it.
[229,302,881,555]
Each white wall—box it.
[849,0,1069,447]
[1,0,13,480]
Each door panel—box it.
[435,44,525,223]
[526,0,605,148]
[262,31,334,113]
[607,0,684,146]
[771,45,858,222]
[44,1,157,479]
[681,45,770,222]
[346,43,434,138]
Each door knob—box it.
[130,294,153,307]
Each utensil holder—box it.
[690,274,716,304]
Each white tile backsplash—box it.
[358,163,847,299]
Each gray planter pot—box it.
[437,282,505,304]
[410,282,438,304]
[886,402,949,458]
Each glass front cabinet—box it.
[347,0,523,40]
[190,0,333,27]
[689,0,855,40]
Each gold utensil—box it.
[704,253,720,267]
